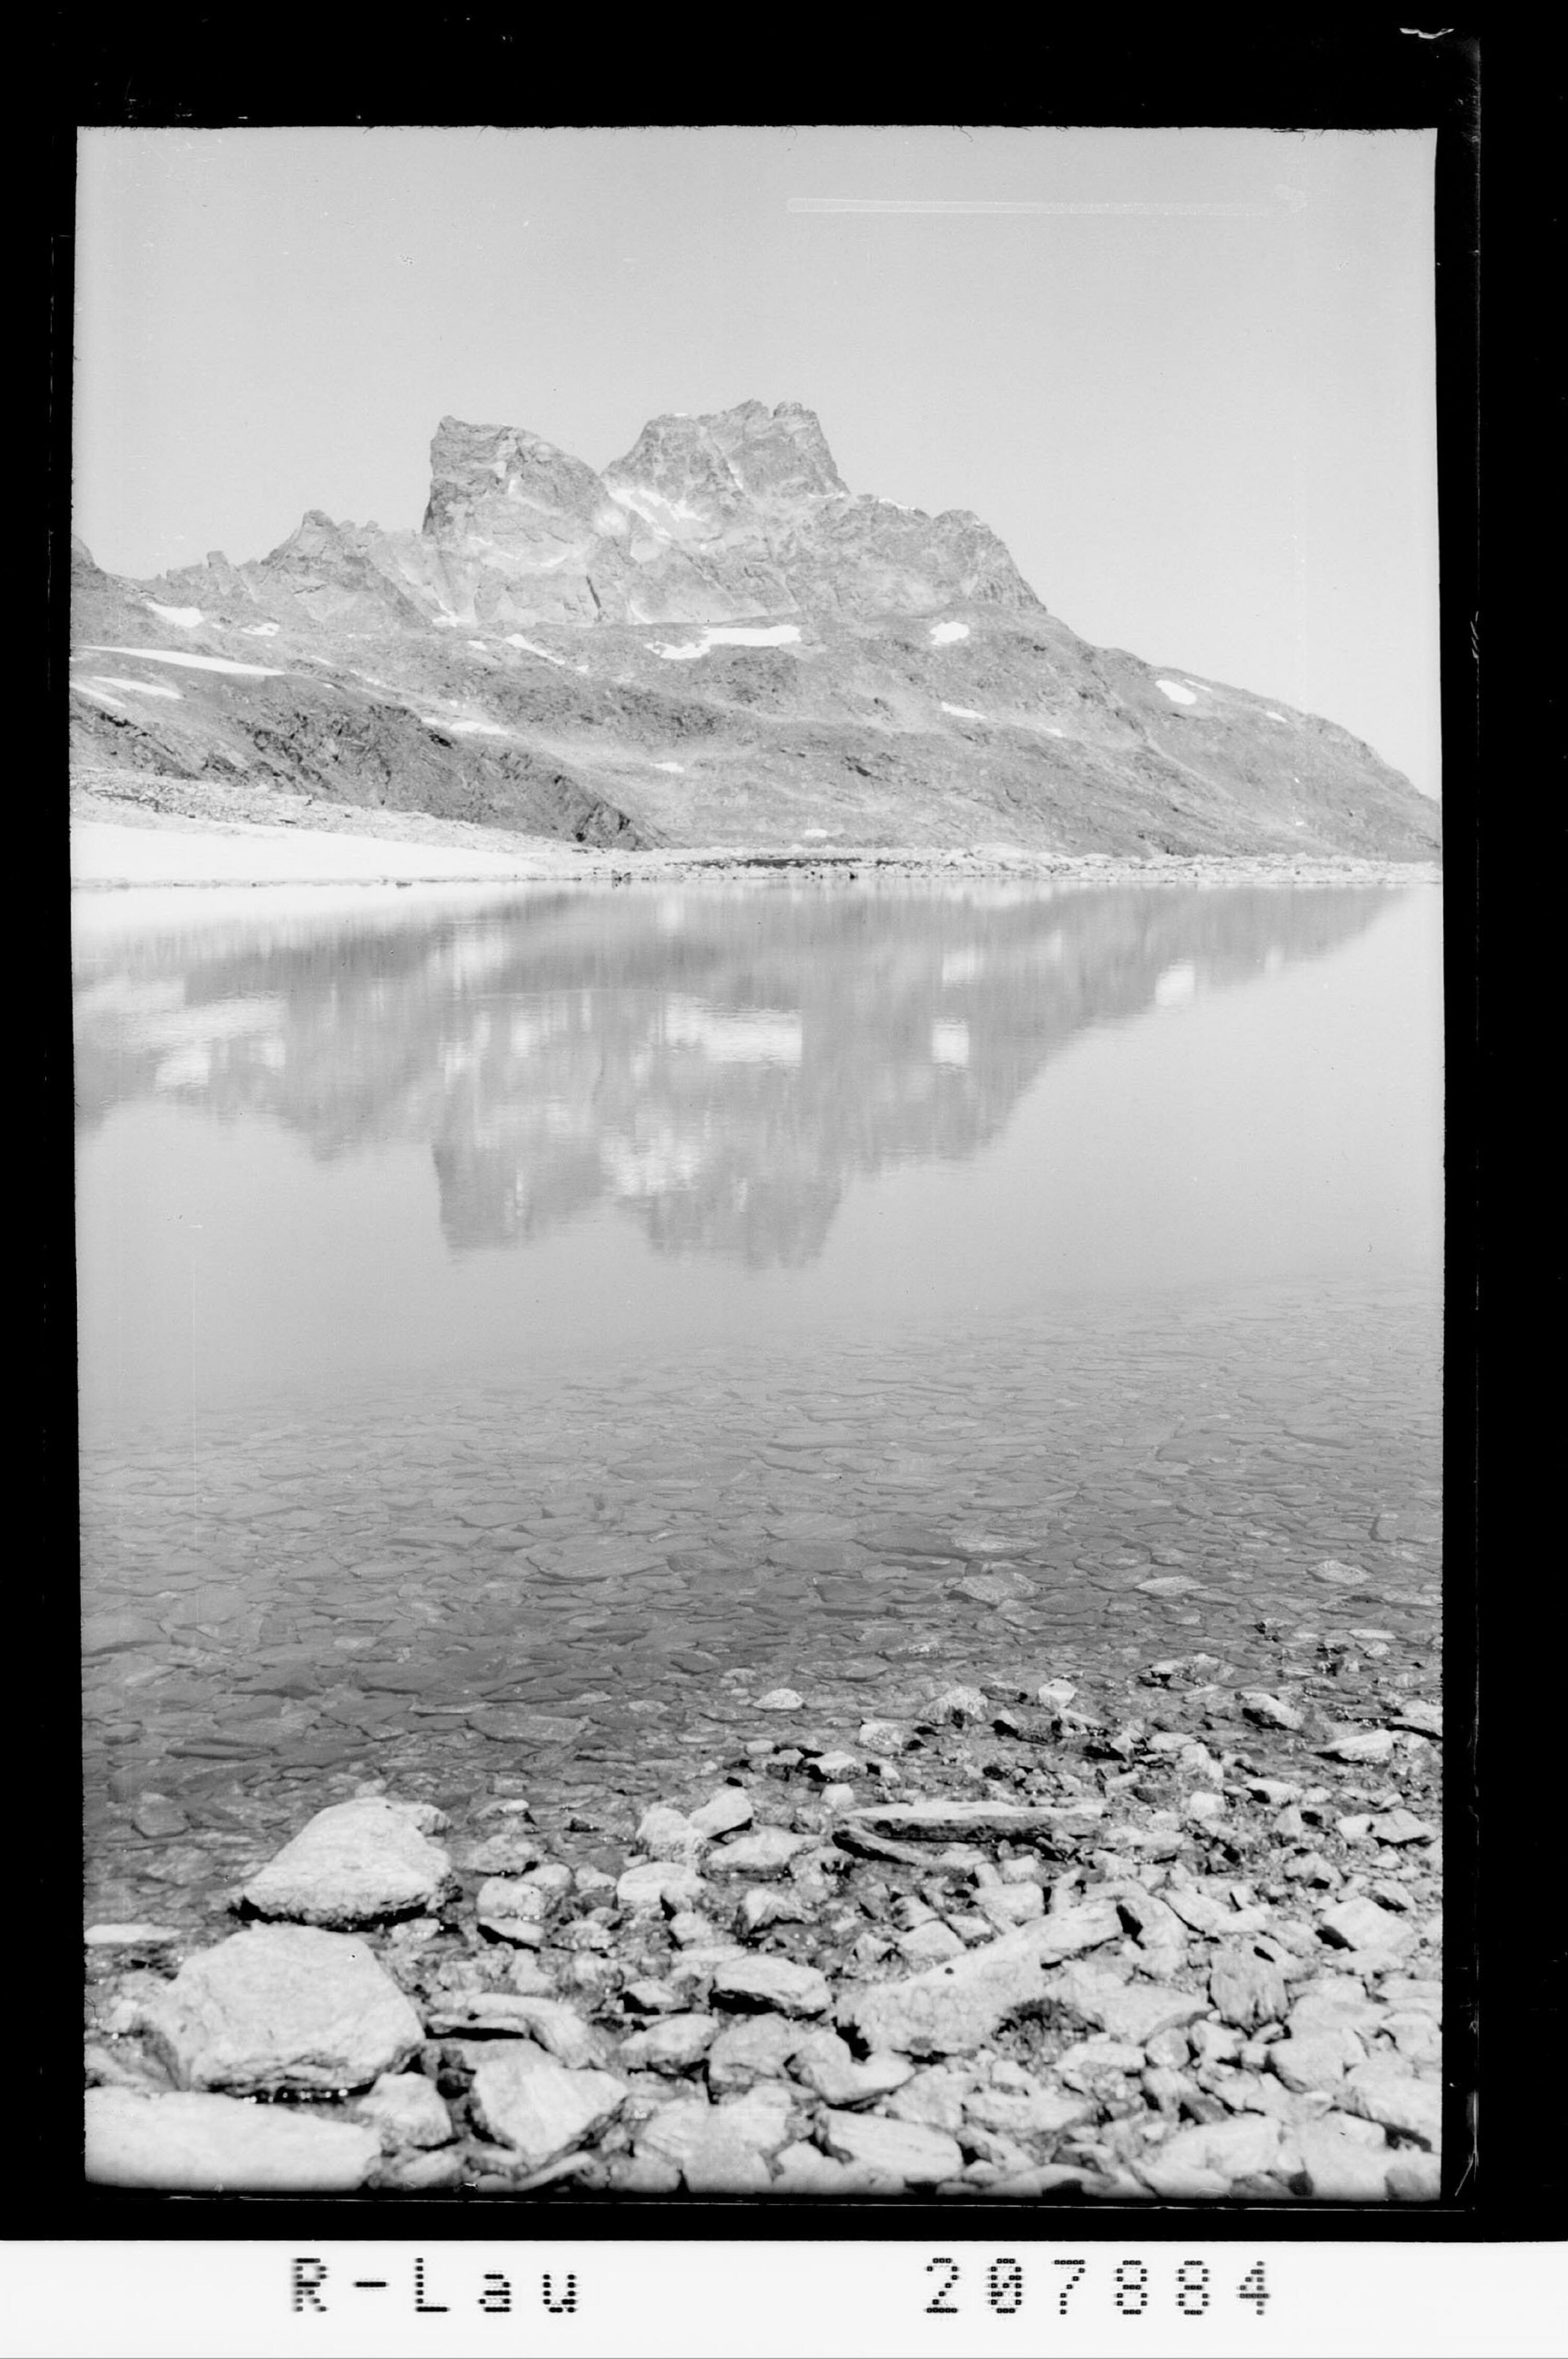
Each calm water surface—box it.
[74,877,1443,1917]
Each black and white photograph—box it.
[43,70,1529,2354]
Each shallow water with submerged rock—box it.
[76,873,1444,2200]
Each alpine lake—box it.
[75,868,1446,2202]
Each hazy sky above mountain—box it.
[73,126,1440,796]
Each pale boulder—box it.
[136,1925,423,2094]
[86,2087,379,2191]
[239,1797,451,1927]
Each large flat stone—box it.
[86,2087,380,2191]
[1048,1967,1209,2047]
[1290,2122,1394,2201]
[1319,1895,1413,1953]
[82,1613,163,1656]
[689,1788,755,1838]
[1267,2028,1366,2092]
[1387,2151,1443,2201]
[617,1861,707,1916]
[424,1994,599,2066]
[468,2046,626,2171]
[1139,2113,1283,2192]
[709,1956,832,2016]
[888,2066,974,2134]
[475,1877,554,1941]
[636,1804,701,1859]
[637,2088,792,2193]
[706,1828,811,1876]
[818,2110,963,2185]
[837,1902,1121,2057]
[1342,2063,1442,2147]
[1317,1728,1396,1764]
[239,1797,452,1927]
[619,2015,720,2074]
[770,2139,901,2195]
[788,2030,914,2107]
[963,2082,1093,2138]
[1209,1944,1289,2031]
[136,1924,423,2093]
[455,1828,546,1875]
[706,2014,805,2091]
[953,1568,1036,1606]
[526,1537,666,1581]
[976,1883,1046,1929]
[843,1801,1065,1846]
[467,1710,590,1745]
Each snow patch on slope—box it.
[1156,680,1198,706]
[89,675,183,701]
[929,620,970,646]
[655,624,802,659]
[80,647,284,679]
[941,702,985,722]
[145,602,202,628]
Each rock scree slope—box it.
[70,401,1438,860]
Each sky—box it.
[73,126,1440,796]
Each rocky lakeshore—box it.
[86,1621,1443,2203]
[71,773,1439,894]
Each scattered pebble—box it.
[354,2071,454,2152]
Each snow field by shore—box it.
[72,820,581,888]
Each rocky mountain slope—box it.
[68,402,1439,859]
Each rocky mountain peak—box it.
[375,399,1037,625]
[714,398,848,503]
[423,416,621,545]
[603,399,847,544]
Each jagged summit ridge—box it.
[397,399,1040,628]
[604,400,850,533]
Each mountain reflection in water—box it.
[74,883,1391,1269]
